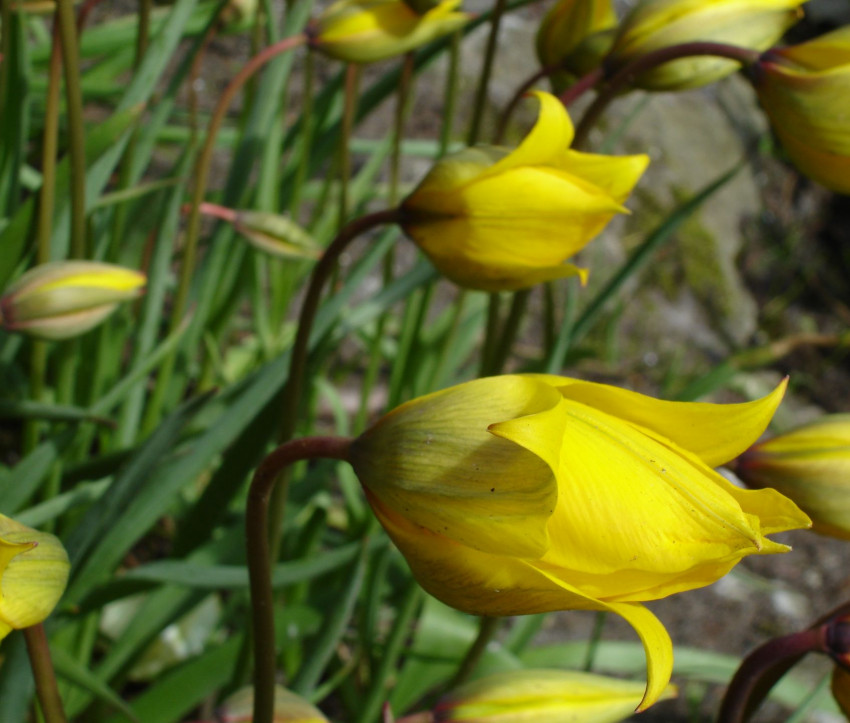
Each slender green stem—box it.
[338,64,361,228]
[478,293,501,377]
[486,289,529,375]
[55,0,87,259]
[247,436,353,723]
[289,49,315,218]
[495,64,559,143]
[389,53,415,206]
[268,208,405,556]
[583,611,607,671]
[573,42,761,149]
[467,0,508,145]
[428,289,467,389]
[24,625,68,723]
[439,31,461,157]
[448,616,500,689]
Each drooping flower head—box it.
[349,375,810,708]
[400,92,648,291]
[0,514,70,640]
[752,25,850,194]
[308,0,468,64]
[606,0,807,90]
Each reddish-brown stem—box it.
[558,65,604,107]
[24,625,68,723]
[573,41,761,149]
[247,436,353,723]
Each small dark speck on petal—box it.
[490,487,495,492]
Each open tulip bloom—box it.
[349,375,811,709]
[399,92,649,291]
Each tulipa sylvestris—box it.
[752,25,850,194]
[308,0,468,64]
[400,92,648,291]
[606,0,806,90]
[736,414,850,539]
[349,374,811,709]
[434,668,676,721]
[0,515,69,641]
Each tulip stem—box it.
[467,0,509,145]
[56,0,87,259]
[269,207,405,557]
[24,625,68,723]
[144,32,308,435]
[718,626,828,723]
[448,616,501,689]
[246,435,353,723]
[573,42,761,149]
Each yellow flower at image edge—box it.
[308,0,468,64]
[753,25,850,194]
[400,92,648,291]
[349,375,811,708]
[0,515,69,639]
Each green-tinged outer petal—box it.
[311,0,468,63]
[536,0,617,69]
[365,488,674,710]
[0,515,69,639]
[436,668,675,722]
[608,0,805,90]
[538,376,787,467]
[350,376,560,557]
[737,415,850,539]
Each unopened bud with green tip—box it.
[234,211,323,260]
[218,685,329,721]
[0,515,70,641]
[434,669,677,721]
[0,261,146,340]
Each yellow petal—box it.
[484,92,574,177]
[561,150,650,204]
[551,377,787,467]
[350,376,561,557]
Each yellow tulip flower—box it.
[0,515,69,640]
[607,0,806,90]
[308,0,468,64]
[735,414,850,539]
[752,25,850,194]
[349,374,811,709]
[400,92,648,291]
[536,0,617,85]
[435,668,676,721]
[0,261,146,340]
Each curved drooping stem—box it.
[24,624,68,723]
[268,207,405,553]
[573,41,761,149]
[247,436,353,723]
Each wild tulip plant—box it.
[1,0,850,721]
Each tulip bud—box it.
[400,92,648,291]
[0,261,147,340]
[606,0,806,91]
[217,685,329,722]
[0,515,69,641]
[536,0,617,89]
[233,211,323,260]
[751,25,850,194]
[435,669,676,721]
[308,0,468,64]
[736,415,850,540]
